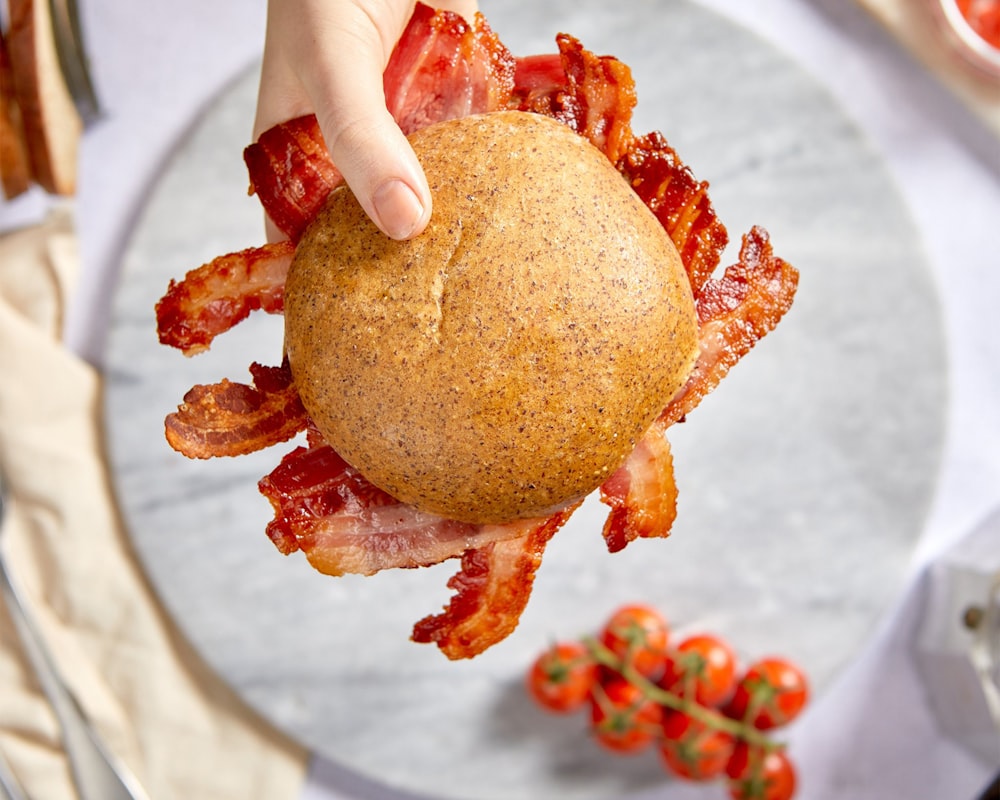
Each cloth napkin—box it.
[0,209,308,799]
[855,0,1000,137]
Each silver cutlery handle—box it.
[47,0,101,123]
[0,490,149,800]
[0,743,30,800]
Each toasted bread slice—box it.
[6,0,82,196]
[0,28,33,199]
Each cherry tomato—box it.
[724,657,809,730]
[658,708,735,781]
[660,633,738,708]
[726,741,796,800]
[590,677,662,753]
[526,641,597,713]
[599,604,670,679]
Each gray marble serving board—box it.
[102,2,947,798]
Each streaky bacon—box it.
[618,132,729,298]
[165,360,308,458]
[155,240,294,356]
[411,501,582,659]
[552,34,636,164]
[259,439,580,578]
[512,35,636,164]
[511,53,567,111]
[244,4,516,242]
[660,226,799,427]
[598,418,677,552]
[595,229,797,553]
[242,116,342,243]
[385,4,516,132]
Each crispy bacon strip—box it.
[165,361,307,458]
[259,440,578,577]
[553,34,635,164]
[511,53,567,111]
[411,502,581,659]
[156,240,294,356]
[385,4,515,132]
[512,36,636,164]
[660,226,799,426]
[598,418,677,552]
[596,229,797,552]
[243,116,342,243]
[244,4,516,241]
[618,132,729,298]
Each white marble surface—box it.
[102,3,945,791]
[3,0,999,798]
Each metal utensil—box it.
[47,0,100,124]
[0,477,149,800]
[0,742,30,800]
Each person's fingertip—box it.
[372,178,429,240]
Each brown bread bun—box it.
[284,111,698,524]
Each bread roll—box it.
[285,111,698,524]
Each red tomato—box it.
[659,633,738,708]
[590,677,662,753]
[726,741,796,800]
[658,708,735,781]
[724,657,809,729]
[526,641,597,713]
[599,604,670,679]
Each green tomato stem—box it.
[581,635,778,751]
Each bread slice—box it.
[5,0,82,195]
[0,28,33,199]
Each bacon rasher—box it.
[412,501,582,659]
[511,35,636,164]
[618,132,729,297]
[597,228,799,548]
[599,418,677,553]
[156,240,294,356]
[259,437,576,578]
[660,226,799,428]
[384,2,516,136]
[156,4,799,659]
[165,360,307,458]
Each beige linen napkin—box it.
[856,0,1000,137]
[0,208,308,799]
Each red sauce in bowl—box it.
[937,0,1000,76]
[957,0,1000,48]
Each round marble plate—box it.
[103,2,947,798]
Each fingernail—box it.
[372,179,425,240]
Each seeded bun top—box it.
[284,111,698,524]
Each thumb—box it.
[256,1,431,240]
[304,3,431,240]
[320,107,432,241]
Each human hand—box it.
[254,0,478,241]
